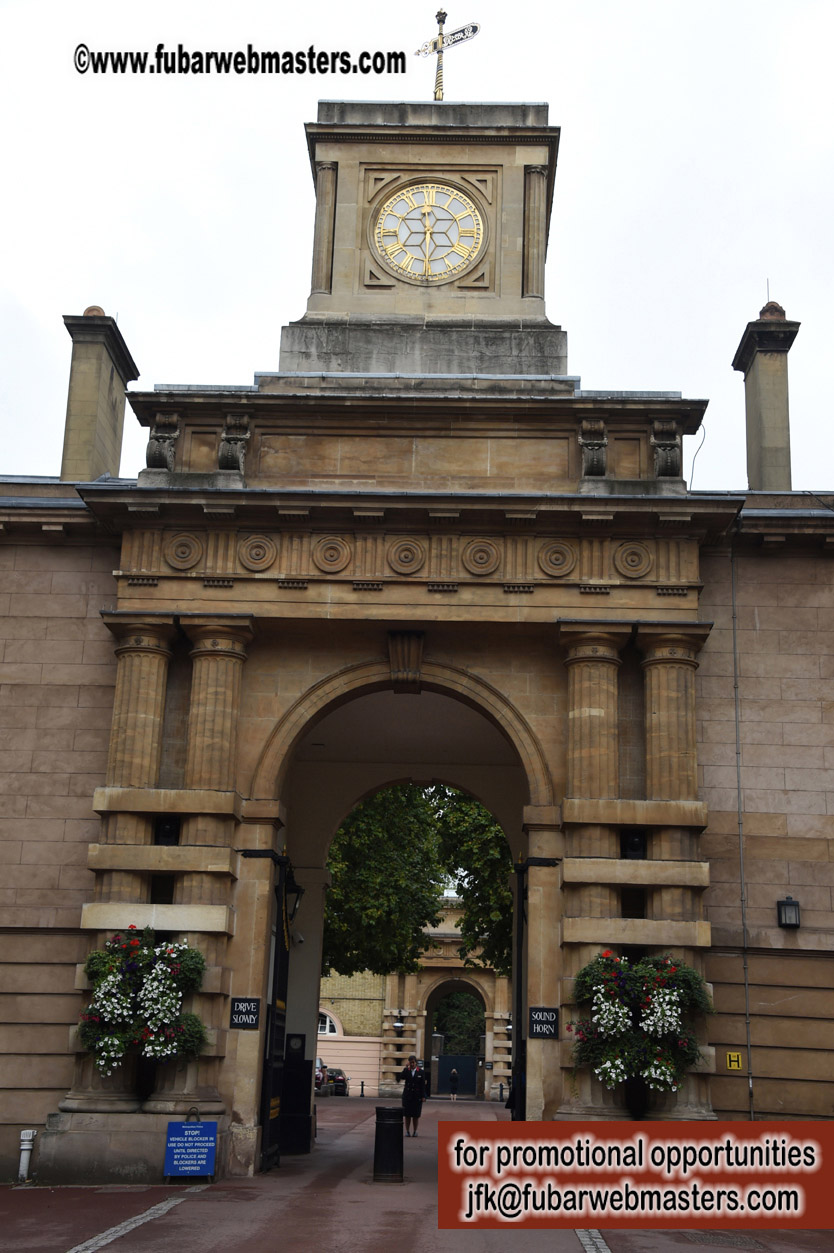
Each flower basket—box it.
[568,951,711,1102]
[78,925,208,1076]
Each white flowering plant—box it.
[79,926,207,1076]
[568,951,711,1094]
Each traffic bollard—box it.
[373,1106,404,1182]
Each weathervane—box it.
[415,11,480,101]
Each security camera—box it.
[291,930,305,946]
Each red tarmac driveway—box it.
[2,1100,831,1253]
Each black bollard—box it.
[373,1106,404,1182]
[360,1080,365,1098]
[499,1082,504,1104]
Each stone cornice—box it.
[126,387,709,432]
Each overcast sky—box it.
[2,0,832,491]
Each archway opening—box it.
[278,682,532,1120]
[429,984,487,1098]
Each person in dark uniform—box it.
[449,1068,459,1101]
[398,1053,426,1137]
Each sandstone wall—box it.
[698,546,834,1118]
[0,540,117,1176]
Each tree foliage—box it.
[434,990,485,1055]
[321,785,445,976]
[323,784,514,978]
[432,787,514,977]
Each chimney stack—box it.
[60,307,139,482]
[732,301,799,492]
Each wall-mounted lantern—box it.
[285,867,305,922]
[777,895,801,929]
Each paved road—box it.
[2,1100,830,1253]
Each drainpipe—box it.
[18,1130,36,1182]
[730,540,756,1120]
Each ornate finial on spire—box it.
[414,13,481,102]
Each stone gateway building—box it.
[1,100,833,1182]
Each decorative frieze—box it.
[122,528,700,594]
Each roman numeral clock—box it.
[285,101,563,376]
[373,182,485,283]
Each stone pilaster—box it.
[311,161,338,294]
[522,165,548,298]
[522,815,563,1119]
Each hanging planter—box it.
[78,925,208,1076]
[568,951,711,1099]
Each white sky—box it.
[1,0,832,491]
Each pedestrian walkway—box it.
[2,1100,829,1253]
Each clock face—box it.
[373,182,485,284]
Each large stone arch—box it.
[248,657,554,807]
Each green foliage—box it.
[434,991,485,1055]
[323,784,514,978]
[431,787,514,977]
[178,1011,209,1060]
[170,946,207,992]
[569,950,712,1094]
[322,785,446,975]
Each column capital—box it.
[559,624,631,664]
[181,615,255,657]
[102,615,177,656]
[636,623,711,666]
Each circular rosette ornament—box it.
[538,541,577,578]
[387,538,426,576]
[613,541,653,580]
[238,535,277,572]
[461,539,501,577]
[163,533,204,571]
[313,536,352,574]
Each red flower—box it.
[602,950,612,957]
[128,924,137,930]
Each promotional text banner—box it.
[437,1122,834,1229]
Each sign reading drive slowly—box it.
[528,1007,559,1039]
[230,997,261,1029]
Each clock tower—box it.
[279,100,567,376]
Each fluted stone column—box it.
[637,626,711,1076]
[561,628,629,946]
[564,631,622,800]
[65,618,175,1113]
[311,161,338,294]
[172,617,254,1109]
[640,631,702,801]
[522,165,548,298]
[99,618,176,903]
